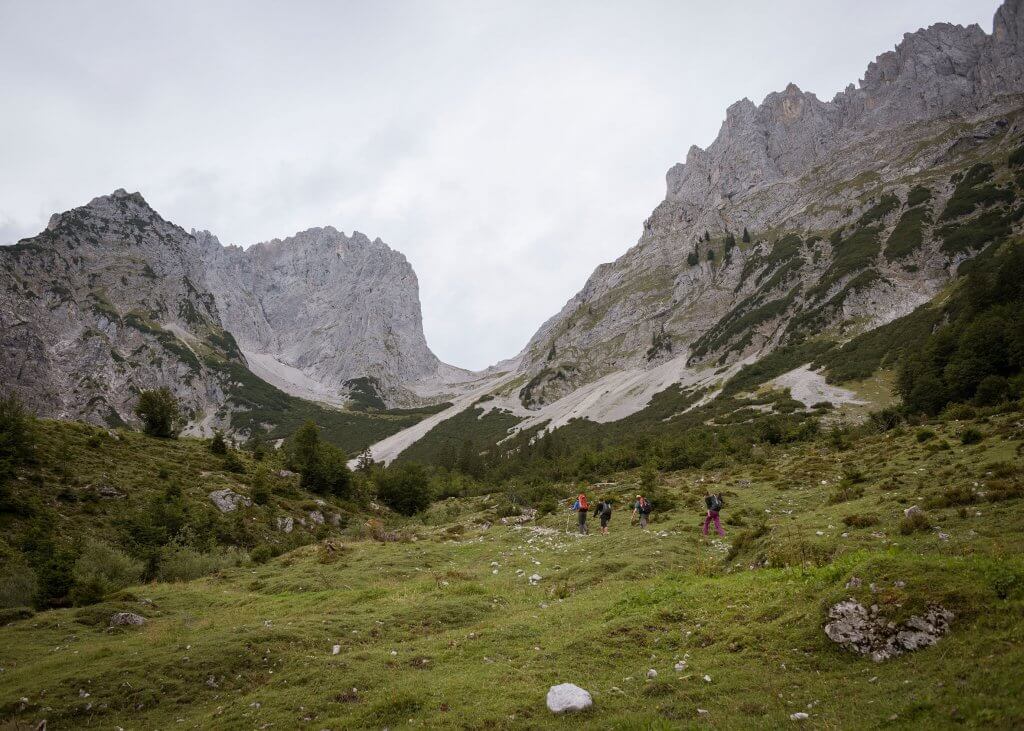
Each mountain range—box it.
[3,0,1024,461]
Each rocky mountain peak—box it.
[994,0,1024,46]
[514,0,1024,412]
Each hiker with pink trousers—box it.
[703,491,725,536]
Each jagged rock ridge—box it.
[0,191,451,428]
[515,0,1024,409]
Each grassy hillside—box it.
[1,406,1022,728]
[0,417,367,611]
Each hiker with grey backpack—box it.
[631,494,652,529]
[703,491,725,537]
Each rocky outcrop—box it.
[825,599,954,662]
[515,0,1024,408]
[109,612,147,627]
[208,488,252,513]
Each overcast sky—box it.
[0,1,1000,370]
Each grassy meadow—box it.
[1,408,1022,729]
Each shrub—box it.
[944,403,977,421]
[70,540,144,605]
[974,375,1010,406]
[223,450,246,474]
[986,461,1020,479]
[250,545,275,564]
[209,430,228,455]
[841,465,867,483]
[960,427,984,445]
[156,545,246,582]
[251,471,271,506]
[985,479,1023,502]
[286,421,351,497]
[135,388,181,438]
[916,428,936,443]
[899,511,931,535]
[0,560,39,608]
[924,485,977,509]
[828,482,865,504]
[0,393,37,483]
[868,407,904,432]
[375,463,433,516]
[842,513,879,528]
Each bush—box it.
[924,485,977,509]
[135,388,181,438]
[156,545,247,582]
[916,428,935,443]
[944,403,977,421]
[868,407,903,432]
[0,393,37,483]
[251,545,276,564]
[209,430,228,455]
[842,513,879,528]
[223,450,246,474]
[960,427,984,445]
[0,560,39,608]
[974,375,1010,406]
[251,471,271,506]
[70,540,144,605]
[899,511,931,535]
[828,481,865,504]
[286,421,351,497]
[375,463,433,516]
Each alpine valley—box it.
[7,0,1024,461]
[3,2,1024,729]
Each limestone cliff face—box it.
[516,0,1024,408]
[0,190,237,425]
[0,193,446,427]
[199,227,442,406]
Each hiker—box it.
[632,494,652,529]
[571,492,590,534]
[703,491,725,537]
[593,498,612,534]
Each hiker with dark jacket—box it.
[632,494,652,529]
[571,492,590,535]
[703,491,725,537]
[593,498,612,534]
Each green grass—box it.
[2,409,1023,728]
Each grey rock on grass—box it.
[825,599,954,661]
[546,683,593,714]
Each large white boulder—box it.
[546,683,592,714]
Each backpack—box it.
[638,497,651,514]
[705,494,723,512]
[578,494,589,510]
[598,502,612,518]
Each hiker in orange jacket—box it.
[570,492,590,534]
